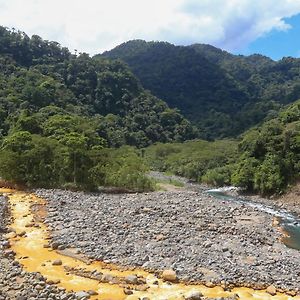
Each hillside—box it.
[0,27,196,147]
[0,27,299,194]
[102,40,300,139]
[230,100,300,194]
[144,100,300,195]
[0,27,196,190]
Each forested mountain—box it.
[0,27,196,147]
[0,27,299,194]
[0,26,196,190]
[102,40,300,139]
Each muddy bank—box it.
[34,188,300,294]
[4,190,266,300]
[0,191,78,300]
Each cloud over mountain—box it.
[0,0,300,53]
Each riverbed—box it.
[1,186,300,299]
[35,187,300,294]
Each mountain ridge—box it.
[100,40,300,139]
[0,27,197,147]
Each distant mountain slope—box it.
[0,27,197,148]
[101,40,300,139]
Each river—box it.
[207,188,300,251]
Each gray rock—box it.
[75,291,90,299]
[185,291,203,300]
[31,180,300,293]
[125,275,138,284]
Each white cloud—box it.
[0,0,300,54]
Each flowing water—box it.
[207,188,300,251]
[2,188,300,300]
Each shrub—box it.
[202,165,233,186]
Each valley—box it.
[0,25,300,300]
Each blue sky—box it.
[239,14,300,60]
[0,0,300,59]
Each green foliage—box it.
[202,165,233,186]
[0,130,153,191]
[253,154,284,195]
[231,156,259,188]
[144,139,238,182]
[0,26,71,67]
[0,27,198,191]
[2,131,33,154]
[90,147,154,192]
[1,27,300,195]
[0,132,62,187]
[102,40,300,139]
[230,101,300,195]
[0,27,196,149]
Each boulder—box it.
[52,259,62,266]
[75,291,90,299]
[185,291,203,300]
[123,288,133,295]
[162,269,177,282]
[266,285,276,296]
[51,242,60,250]
[125,275,138,284]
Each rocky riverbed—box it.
[34,187,300,295]
[242,186,300,217]
[0,193,81,300]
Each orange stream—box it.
[2,188,299,300]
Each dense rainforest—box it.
[149,101,300,195]
[0,26,196,190]
[102,40,300,140]
[0,26,299,195]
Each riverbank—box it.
[34,187,300,295]
[3,189,274,300]
[2,183,300,299]
[0,191,78,300]
[241,184,300,216]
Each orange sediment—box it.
[2,188,300,300]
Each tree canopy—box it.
[102,40,300,139]
[0,27,299,194]
[0,26,197,190]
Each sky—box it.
[0,0,300,60]
[239,14,300,60]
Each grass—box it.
[154,178,185,191]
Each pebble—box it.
[75,291,90,299]
[0,196,75,300]
[124,288,133,295]
[52,259,62,266]
[31,183,300,293]
[2,177,299,299]
[125,275,138,284]
[185,291,203,300]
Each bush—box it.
[144,139,238,181]
[231,156,259,190]
[90,146,155,192]
[0,132,62,187]
[202,165,233,186]
[0,131,153,192]
[254,155,285,195]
